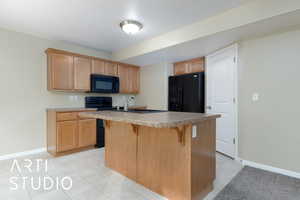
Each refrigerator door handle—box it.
[178,87,183,111]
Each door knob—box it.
[206,106,212,110]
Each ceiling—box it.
[123,10,300,66]
[0,0,247,52]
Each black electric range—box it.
[85,97,113,148]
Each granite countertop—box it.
[47,107,97,112]
[79,111,221,128]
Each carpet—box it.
[214,166,300,200]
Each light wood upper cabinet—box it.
[105,62,118,76]
[128,66,140,93]
[118,64,129,93]
[118,64,140,94]
[92,59,118,76]
[48,53,74,90]
[78,119,97,148]
[74,56,91,91]
[46,48,140,93]
[91,59,105,75]
[57,120,77,152]
[174,57,205,75]
[189,57,205,73]
[117,64,140,94]
[174,62,189,75]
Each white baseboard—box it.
[0,148,47,161]
[242,159,300,179]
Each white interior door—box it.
[206,45,237,158]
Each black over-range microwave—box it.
[90,74,119,93]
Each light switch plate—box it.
[192,125,197,138]
[252,93,259,102]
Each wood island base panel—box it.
[80,111,220,200]
[105,120,216,200]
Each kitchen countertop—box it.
[128,105,147,109]
[46,106,146,112]
[46,107,97,112]
[79,111,221,128]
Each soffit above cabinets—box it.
[118,6,300,66]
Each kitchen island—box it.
[79,111,220,200]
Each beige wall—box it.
[135,63,172,110]
[0,28,115,156]
[136,28,300,173]
[238,29,300,173]
[2,24,300,174]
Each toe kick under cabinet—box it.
[47,109,97,156]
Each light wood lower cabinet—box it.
[78,119,97,148]
[47,109,97,156]
[57,121,78,152]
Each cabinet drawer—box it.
[57,112,77,121]
[77,111,95,120]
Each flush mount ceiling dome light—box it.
[120,20,143,34]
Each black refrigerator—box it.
[168,72,205,113]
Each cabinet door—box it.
[188,58,205,73]
[104,62,118,76]
[118,64,129,93]
[92,59,105,74]
[128,66,140,93]
[48,54,74,90]
[74,57,91,91]
[78,119,97,147]
[174,62,189,75]
[57,121,77,152]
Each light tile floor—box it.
[0,149,243,200]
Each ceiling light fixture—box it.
[120,20,143,34]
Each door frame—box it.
[205,43,239,160]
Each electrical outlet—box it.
[192,125,197,138]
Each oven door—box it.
[90,74,119,93]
